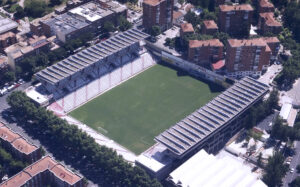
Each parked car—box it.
[0,88,8,96]
[7,85,15,92]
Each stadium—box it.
[32,28,269,180]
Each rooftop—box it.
[227,38,269,48]
[0,126,20,143]
[0,171,31,187]
[155,77,269,156]
[168,149,267,187]
[143,0,163,6]
[259,0,274,8]
[35,29,149,86]
[173,11,184,20]
[0,17,18,35]
[5,35,49,59]
[219,4,253,12]
[189,39,223,48]
[0,32,15,41]
[181,23,194,33]
[69,2,113,22]
[1,156,82,187]
[262,37,280,43]
[212,60,225,70]
[0,124,39,155]
[203,20,218,29]
[259,12,282,27]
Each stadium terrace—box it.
[34,29,149,95]
[155,77,269,158]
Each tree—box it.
[184,11,200,27]
[3,71,16,83]
[263,152,289,187]
[14,6,25,19]
[6,91,162,187]
[103,21,115,33]
[214,32,230,45]
[50,0,63,6]
[290,177,300,187]
[24,0,47,18]
[150,25,161,37]
[118,16,132,32]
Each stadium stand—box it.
[155,77,269,158]
[47,52,156,113]
[35,29,149,96]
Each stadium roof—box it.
[168,149,267,187]
[155,77,269,156]
[35,29,149,85]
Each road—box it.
[283,141,300,186]
[0,82,42,147]
[258,64,282,85]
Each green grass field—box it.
[69,64,222,154]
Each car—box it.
[18,79,24,84]
[7,85,15,92]
[290,168,294,173]
[0,88,8,96]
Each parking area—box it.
[154,26,181,56]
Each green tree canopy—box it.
[150,25,161,37]
[263,152,289,187]
[118,16,132,32]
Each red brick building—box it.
[142,0,173,31]
[188,39,224,66]
[202,20,218,35]
[225,38,271,78]
[258,0,275,13]
[263,37,280,60]
[218,4,253,36]
[0,32,17,53]
[0,156,84,187]
[258,12,282,34]
[180,23,194,38]
[0,123,41,164]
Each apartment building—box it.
[0,32,17,52]
[34,1,126,42]
[5,35,51,70]
[258,0,275,13]
[225,38,271,78]
[180,23,194,38]
[218,4,253,36]
[202,20,218,35]
[258,12,282,34]
[0,156,84,187]
[0,123,41,163]
[188,39,224,66]
[263,37,280,61]
[142,0,174,31]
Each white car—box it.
[290,168,294,173]
[0,88,8,96]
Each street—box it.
[283,141,300,186]
[0,82,42,147]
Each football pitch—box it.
[69,64,223,154]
